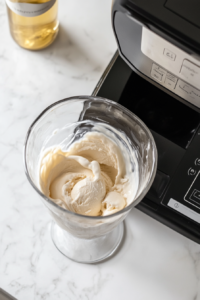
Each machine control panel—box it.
[142,27,200,108]
[162,128,200,223]
[151,63,200,108]
[142,27,200,88]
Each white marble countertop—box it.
[0,0,200,299]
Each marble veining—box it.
[0,0,200,299]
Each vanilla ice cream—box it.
[39,131,136,216]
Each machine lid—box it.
[165,0,200,28]
[126,0,200,57]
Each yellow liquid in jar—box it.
[7,0,59,50]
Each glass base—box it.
[51,221,124,263]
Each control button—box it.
[189,189,200,205]
[164,73,177,89]
[151,63,167,83]
[168,199,200,223]
[188,168,197,176]
[180,59,200,87]
[190,89,200,101]
[175,79,200,108]
[178,81,192,94]
[195,158,200,166]
[163,48,176,61]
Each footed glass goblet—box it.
[24,96,157,263]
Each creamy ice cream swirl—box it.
[39,132,131,216]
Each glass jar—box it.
[6,0,59,50]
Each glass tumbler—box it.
[24,96,157,263]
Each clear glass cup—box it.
[24,96,157,263]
